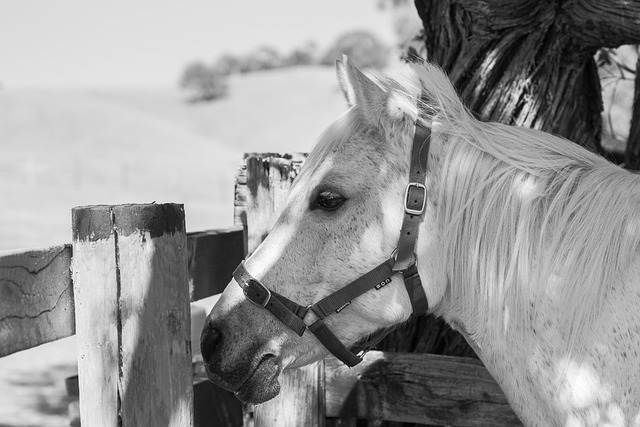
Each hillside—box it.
[0,66,346,250]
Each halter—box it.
[233,119,431,367]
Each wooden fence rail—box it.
[324,352,520,426]
[0,153,522,426]
[0,244,73,357]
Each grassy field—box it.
[0,66,345,426]
[0,66,345,251]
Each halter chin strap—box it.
[233,121,431,367]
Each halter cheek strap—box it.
[233,120,431,367]
[394,123,431,315]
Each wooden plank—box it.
[0,244,74,357]
[72,203,193,427]
[252,362,326,427]
[187,227,245,300]
[325,351,522,426]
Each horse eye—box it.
[315,191,345,211]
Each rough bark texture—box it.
[414,0,640,157]
[626,52,640,169]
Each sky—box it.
[0,0,396,88]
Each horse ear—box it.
[336,58,356,107]
[335,55,386,118]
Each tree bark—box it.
[626,52,640,169]
[413,0,640,156]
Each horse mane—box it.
[407,63,640,350]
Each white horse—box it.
[201,56,640,426]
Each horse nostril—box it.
[200,322,222,363]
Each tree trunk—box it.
[626,51,640,169]
[413,0,640,156]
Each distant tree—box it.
[238,46,284,73]
[179,61,228,102]
[215,53,242,75]
[210,42,320,75]
[376,0,410,7]
[321,30,389,69]
[286,41,318,66]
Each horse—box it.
[201,56,640,426]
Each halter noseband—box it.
[233,119,431,367]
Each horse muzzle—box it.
[200,309,283,404]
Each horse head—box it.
[200,57,449,404]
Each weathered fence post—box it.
[234,153,307,255]
[71,203,193,426]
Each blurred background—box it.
[0,1,636,426]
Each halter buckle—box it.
[244,279,272,307]
[404,182,427,216]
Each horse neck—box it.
[428,132,640,425]
[447,261,640,426]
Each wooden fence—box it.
[0,153,521,427]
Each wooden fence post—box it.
[253,360,326,427]
[234,153,306,255]
[72,203,193,427]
